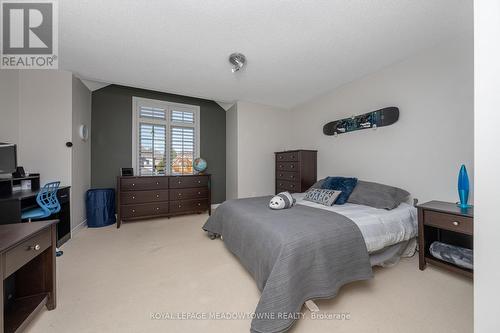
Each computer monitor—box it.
[0,143,17,175]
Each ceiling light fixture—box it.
[229,52,246,73]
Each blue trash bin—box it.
[86,188,116,227]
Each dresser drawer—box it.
[150,177,170,189]
[170,188,208,200]
[120,177,152,190]
[120,177,169,190]
[276,180,301,193]
[276,162,299,172]
[424,211,473,235]
[169,176,208,188]
[121,203,169,218]
[120,190,169,204]
[5,228,51,278]
[276,152,299,162]
[170,199,208,213]
[276,171,299,181]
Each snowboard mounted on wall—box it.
[323,107,399,136]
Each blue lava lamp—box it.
[457,164,471,208]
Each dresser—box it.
[275,150,317,194]
[116,175,211,228]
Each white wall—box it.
[18,70,73,186]
[235,101,291,198]
[0,70,91,230]
[226,103,238,199]
[290,35,473,204]
[474,0,500,331]
[0,70,19,143]
[71,77,92,229]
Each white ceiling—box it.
[60,0,472,108]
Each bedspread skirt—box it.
[203,196,373,333]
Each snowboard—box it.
[323,107,399,136]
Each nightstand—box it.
[417,201,473,278]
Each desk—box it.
[0,187,71,247]
[0,220,57,333]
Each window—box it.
[132,97,200,176]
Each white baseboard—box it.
[211,204,220,211]
[71,219,87,236]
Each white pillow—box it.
[304,189,342,206]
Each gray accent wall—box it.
[91,85,226,203]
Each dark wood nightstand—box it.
[417,201,473,278]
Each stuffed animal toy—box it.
[269,191,296,210]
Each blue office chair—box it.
[21,181,61,222]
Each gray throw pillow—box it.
[304,188,342,206]
[347,180,410,210]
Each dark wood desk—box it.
[0,187,71,247]
[0,220,57,333]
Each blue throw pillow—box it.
[321,177,358,204]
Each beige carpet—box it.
[26,214,473,333]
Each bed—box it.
[202,192,417,333]
[293,192,418,266]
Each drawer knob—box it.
[198,191,201,195]
[132,183,135,187]
[198,203,201,206]
[279,174,283,177]
[178,180,182,184]
[452,221,460,226]
[31,244,41,251]
[279,156,283,159]
[178,193,182,196]
[280,165,283,168]
[178,204,182,208]
[156,207,160,210]
[132,196,135,199]
[156,195,159,198]
[156,181,159,185]
[132,209,136,213]
[198,180,201,184]
[290,165,294,168]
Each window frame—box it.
[132,97,200,176]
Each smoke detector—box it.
[229,53,246,73]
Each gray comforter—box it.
[202,196,373,333]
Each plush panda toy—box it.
[269,191,296,210]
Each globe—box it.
[193,157,207,174]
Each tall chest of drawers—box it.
[275,150,317,194]
[117,175,211,228]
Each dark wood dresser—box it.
[116,175,211,228]
[417,201,473,278]
[275,150,317,194]
[1,220,57,333]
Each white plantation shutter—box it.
[171,110,194,123]
[138,123,166,175]
[140,106,166,120]
[133,98,199,176]
[170,127,195,174]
